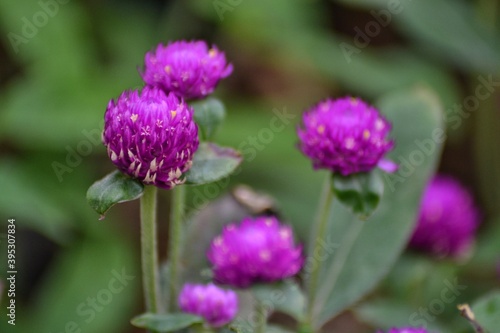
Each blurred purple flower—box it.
[141,40,233,100]
[207,216,303,288]
[378,328,429,333]
[103,86,199,189]
[409,175,480,258]
[297,97,394,176]
[179,283,238,327]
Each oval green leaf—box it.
[192,97,226,141]
[185,142,242,185]
[86,170,144,218]
[472,291,500,332]
[131,313,203,332]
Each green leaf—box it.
[185,142,242,185]
[86,170,144,218]
[355,299,451,333]
[472,290,500,332]
[131,313,203,332]
[192,97,226,141]
[394,0,500,74]
[253,281,306,321]
[331,171,384,220]
[310,87,445,329]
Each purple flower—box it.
[378,328,429,333]
[207,216,303,288]
[178,283,238,327]
[297,97,394,176]
[141,40,233,100]
[409,175,480,258]
[102,86,199,189]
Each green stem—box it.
[313,219,364,318]
[255,299,267,333]
[168,184,186,311]
[306,175,334,328]
[140,185,161,315]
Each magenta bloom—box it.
[179,283,238,327]
[378,328,429,333]
[103,87,199,189]
[409,175,480,257]
[207,216,303,288]
[297,97,394,176]
[141,40,233,100]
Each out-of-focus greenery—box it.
[0,0,499,332]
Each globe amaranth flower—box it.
[103,86,199,189]
[141,40,233,100]
[409,175,480,258]
[377,328,429,333]
[207,216,303,288]
[297,97,395,176]
[178,283,238,327]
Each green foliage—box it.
[331,171,384,220]
[472,291,500,332]
[192,97,226,141]
[185,143,242,185]
[131,313,203,332]
[86,170,145,218]
[253,280,306,322]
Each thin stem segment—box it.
[168,184,186,311]
[140,185,161,315]
[255,299,267,333]
[306,175,334,328]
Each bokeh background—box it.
[0,0,499,332]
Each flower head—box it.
[409,175,480,258]
[207,216,303,288]
[141,40,233,100]
[102,86,199,189]
[297,97,394,176]
[378,328,429,333]
[178,283,238,327]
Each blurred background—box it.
[0,0,499,332]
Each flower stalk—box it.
[306,175,334,328]
[140,185,161,315]
[168,184,186,311]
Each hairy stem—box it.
[140,185,161,318]
[168,184,186,311]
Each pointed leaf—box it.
[311,87,445,329]
[192,97,226,141]
[472,291,500,332]
[331,171,384,220]
[131,313,203,332]
[185,142,242,185]
[86,170,144,217]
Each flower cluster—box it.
[102,87,199,189]
[142,40,233,100]
[207,216,304,288]
[102,40,232,189]
[178,283,238,327]
[409,175,480,258]
[297,97,394,176]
